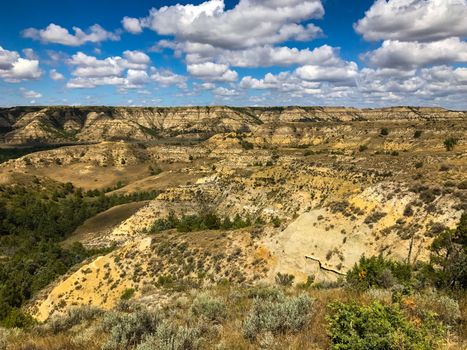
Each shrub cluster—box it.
[243,292,314,340]
[42,306,103,334]
[358,144,368,152]
[190,293,227,323]
[0,144,63,164]
[346,255,412,289]
[136,320,201,350]
[275,272,295,286]
[150,212,250,233]
[363,211,387,225]
[101,308,162,350]
[100,304,202,350]
[327,301,443,350]
[148,164,163,176]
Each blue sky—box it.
[0,0,466,108]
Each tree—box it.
[0,201,7,235]
[0,184,156,327]
[429,213,466,289]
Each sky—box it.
[0,0,466,109]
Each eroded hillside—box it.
[1,106,465,144]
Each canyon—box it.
[1,106,465,321]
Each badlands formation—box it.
[0,106,465,321]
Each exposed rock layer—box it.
[1,106,465,144]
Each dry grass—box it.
[5,334,100,350]
[4,284,466,350]
[62,201,149,247]
[30,163,150,191]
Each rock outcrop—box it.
[1,106,465,144]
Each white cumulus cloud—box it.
[123,50,150,65]
[66,51,163,90]
[122,16,143,34]
[151,68,187,88]
[126,69,149,86]
[140,0,323,49]
[187,62,238,81]
[49,69,65,81]
[0,46,42,82]
[355,0,467,42]
[362,37,467,69]
[22,23,120,46]
[126,0,325,77]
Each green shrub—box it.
[380,128,389,136]
[101,308,162,350]
[297,275,315,289]
[271,216,281,228]
[150,212,250,233]
[346,256,412,290]
[275,272,295,286]
[230,214,251,230]
[44,305,102,334]
[403,204,414,217]
[190,293,227,323]
[150,212,178,233]
[443,137,458,151]
[439,164,450,171]
[243,293,314,340]
[137,320,201,350]
[364,211,386,225]
[176,213,218,232]
[327,301,443,350]
[240,140,254,150]
[0,308,35,328]
[148,165,162,176]
[120,288,135,301]
[220,213,250,230]
[247,285,283,301]
[413,130,422,138]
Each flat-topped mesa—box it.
[0,106,465,144]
